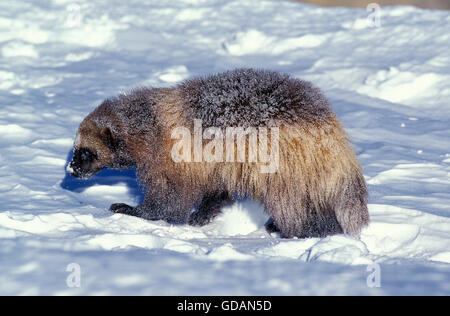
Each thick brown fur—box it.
[69,68,369,238]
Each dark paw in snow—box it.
[110,203,134,214]
[265,218,280,234]
[188,211,212,227]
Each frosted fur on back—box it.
[179,68,333,127]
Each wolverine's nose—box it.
[66,160,81,178]
[67,147,98,179]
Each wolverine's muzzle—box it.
[68,148,99,179]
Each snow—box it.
[0,0,449,295]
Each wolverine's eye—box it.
[76,148,98,164]
[81,149,94,161]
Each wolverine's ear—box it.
[100,127,119,151]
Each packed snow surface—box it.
[0,0,449,295]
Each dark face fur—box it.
[69,147,100,179]
[68,119,117,179]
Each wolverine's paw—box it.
[110,203,134,214]
[188,211,211,227]
[265,218,280,234]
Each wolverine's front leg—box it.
[110,183,192,224]
[109,200,162,221]
[110,203,134,215]
[110,202,162,220]
[188,191,234,226]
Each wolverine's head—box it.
[67,98,137,179]
[68,116,119,179]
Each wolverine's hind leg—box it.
[264,198,344,238]
[334,173,369,237]
[188,191,234,226]
[264,218,281,234]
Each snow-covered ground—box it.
[0,0,449,295]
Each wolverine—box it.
[68,68,369,238]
